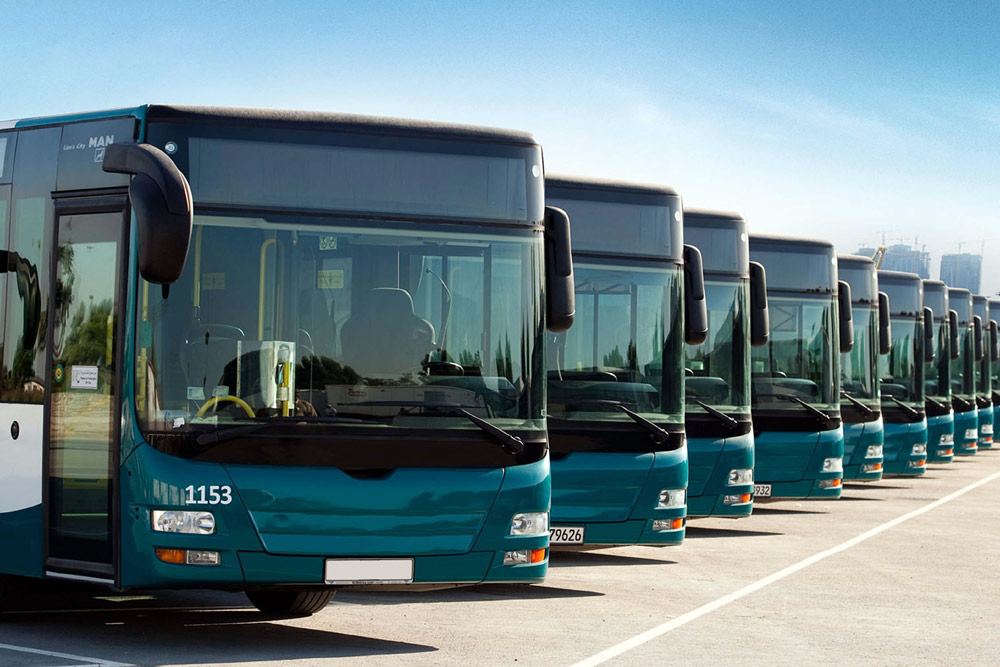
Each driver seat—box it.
[339,288,435,375]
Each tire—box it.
[245,589,335,615]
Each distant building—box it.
[856,243,930,279]
[940,253,982,293]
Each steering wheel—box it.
[196,395,256,419]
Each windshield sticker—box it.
[201,272,226,290]
[317,270,344,289]
[70,365,99,389]
[319,236,338,250]
[187,386,206,401]
[212,385,230,399]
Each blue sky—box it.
[3,1,999,290]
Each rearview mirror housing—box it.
[683,244,708,345]
[878,292,892,355]
[923,307,935,363]
[991,320,999,363]
[973,315,985,362]
[544,206,575,332]
[837,280,853,353]
[949,310,960,361]
[749,261,769,347]
[102,142,193,285]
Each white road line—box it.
[572,468,1000,667]
[0,642,134,667]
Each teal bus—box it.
[748,235,852,500]
[923,281,955,462]
[544,176,707,547]
[990,298,1000,422]
[837,256,886,481]
[876,271,929,476]
[973,295,993,449]
[0,105,575,614]
[683,209,769,517]
[948,288,979,456]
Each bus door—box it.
[44,195,128,583]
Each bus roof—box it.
[749,233,835,251]
[837,254,874,268]
[546,174,678,197]
[146,105,539,146]
[877,269,922,285]
[4,104,538,147]
[682,207,744,222]
[923,279,947,290]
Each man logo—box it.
[88,135,115,148]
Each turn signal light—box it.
[529,548,546,564]
[155,548,185,564]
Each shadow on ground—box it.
[684,525,784,538]
[1,584,435,665]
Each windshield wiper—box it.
[926,396,948,411]
[885,394,920,417]
[340,400,524,454]
[693,400,739,429]
[767,395,833,426]
[840,391,875,417]
[616,405,671,445]
[194,415,367,447]
[953,395,974,411]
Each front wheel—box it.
[245,589,335,615]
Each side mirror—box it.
[102,142,193,285]
[974,315,985,362]
[749,261,769,347]
[837,280,853,353]
[543,206,575,332]
[923,307,935,363]
[878,291,892,355]
[0,250,42,348]
[949,310,960,361]
[683,244,708,345]
[991,320,999,363]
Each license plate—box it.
[324,559,413,585]
[753,484,772,498]
[549,526,585,545]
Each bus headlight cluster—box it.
[510,512,548,536]
[726,468,753,486]
[821,457,843,473]
[656,489,686,509]
[865,445,883,459]
[503,548,546,565]
[911,443,927,456]
[940,433,954,446]
[152,510,216,535]
[965,429,978,441]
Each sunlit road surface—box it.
[2,452,999,667]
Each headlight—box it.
[940,433,954,445]
[965,428,978,440]
[865,445,883,459]
[151,510,215,534]
[510,512,548,536]
[821,457,843,473]
[911,443,927,456]
[726,468,753,486]
[656,489,686,509]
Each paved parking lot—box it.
[3,452,999,666]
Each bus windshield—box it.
[879,318,925,407]
[841,304,878,407]
[925,320,951,400]
[684,278,751,415]
[751,294,839,412]
[547,261,683,424]
[136,213,546,439]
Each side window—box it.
[0,132,15,184]
[3,127,59,403]
[0,185,9,368]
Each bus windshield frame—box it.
[135,121,548,466]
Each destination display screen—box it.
[546,195,681,260]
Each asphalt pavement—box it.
[2,451,998,666]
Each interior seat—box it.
[339,288,436,376]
